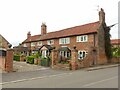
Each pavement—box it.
[0,61,119,73]
[0,61,50,73]
[86,63,120,71]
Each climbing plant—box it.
[104,27,112,60]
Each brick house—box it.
[0,34,13,72]
[22,8,110,65]
[111,39,120,47]
[13,45,30,56]
[0,34,11,49]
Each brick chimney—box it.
[99,8,105,24]
[27,31,31,38]
[41,23,47,35]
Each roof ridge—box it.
[47,21,99,34]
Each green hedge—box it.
[112,47,120,57]
[14,55,20,61]
[26,56,35,64]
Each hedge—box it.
[26,56,35,64]
[40,57,51,67]
[14,55,20,61]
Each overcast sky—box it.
[0,0,119,47]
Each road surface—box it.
[1,66,119,88]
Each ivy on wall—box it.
[104,27,112,60]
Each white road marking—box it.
[0,73,72,85]
[83,76,118,87]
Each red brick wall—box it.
[23,33,97,52]
[5,49,13,72]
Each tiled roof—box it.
[22,21,99,43]
[23,34,41,43]
[111,39,120,45]
[0,34,10,45]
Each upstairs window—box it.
[76,35,88,42]
[37,41,42,46]
[31,42,35,46]
[59,37,70,44]
[47,40,54,45]
[23,44,27,47]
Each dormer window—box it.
[31,42,35,46]
[47,40,54,45]
[37,41,42,46]
[23,44,27,47]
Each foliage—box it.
[13,55,20,61]
[104,27,112,59]
[40,56,51,67]
[34,52,39,59]
[112,47,120,57]
[26,56,35,64]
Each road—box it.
[1,66,119,88]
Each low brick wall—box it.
[0,49,13,72]
[111,57,120,63]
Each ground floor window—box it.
[78,50,86,60]
[60,51,70,58]
[41,50,49,58]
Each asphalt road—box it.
[1,66,119,88]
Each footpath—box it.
[86,63,119,71]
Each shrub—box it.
[40,56,51,67]
[112,47,120,57]
[26,56,35,64]
[14,55,20,61]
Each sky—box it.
[0,0,119,47]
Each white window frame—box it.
[76,35,88,42]
[47,40,54,45]
[31,42,35,46]
[37,41,42,46]
[60,51,70,58]
[78,50,87,60]
[59,37,70,44]
[23,44,27,47]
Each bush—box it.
[112,47,120,57]
[40,56,51,67]
[14,55,20,61]
[26,56,35,64]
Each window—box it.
[42,50,49,58]
[23,44,27,47]
[60,51,70,58]
[78,50,86,60]
[59,37,70,44]
[31,42,35,46]
[37,41,42,46]
[76,35,88,42]
[47,40,54,45]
